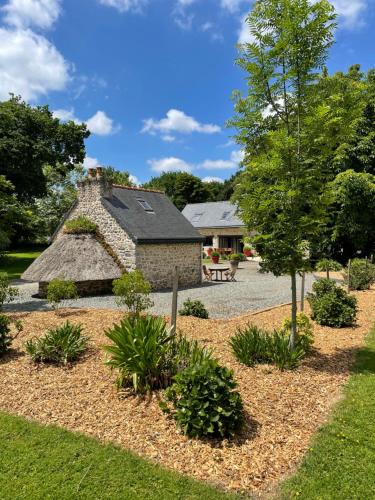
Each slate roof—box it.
[102,186,204,244]
[182,201,244,229]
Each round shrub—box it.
[163,358,244,439]
[179,298,209,319]
[307,279,357,327]
[344,259,375,291]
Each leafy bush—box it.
[103,315,211,393]
[281,313,314,352]
[229,253,241,262]
[230,322,309,370]
[47,278,78,310]
[0,272,18,310]
[179,298,209,319]
[113,270,153,315]
[229,324,269,366]
[343,259,375,291]
[25,321,88,364]
[0,315,23,356]
[162,358,244,439]
[64,216,98,234]
[307,279,357,327]
[211,251,220,258]
[202,252,207,259]
[316,259,342,279]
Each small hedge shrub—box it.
[162,358,244,438]
[344,259,375,291]
[281,313,314,353]
[103,315,211,393]
[47,278,78,310]
[64,216,98,234]
[229,324,269,366]
[307,279,357,327]
[179,298,209,319]
[113,270,153,315]
[25,321,88,364]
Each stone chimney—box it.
[77,166,112,203]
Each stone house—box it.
[23,167,204,296]
[182,201,247,253]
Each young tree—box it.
[231,0,336,347]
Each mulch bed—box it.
[1,289,375,496]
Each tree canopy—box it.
[0,96,89,200]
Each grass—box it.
[0,247,44,280]
[0,412,236,500]
[280,324,375,499]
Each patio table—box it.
[209,266,230,281]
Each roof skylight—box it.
[191,213,203,223]
[220,211,231,221]
[137,199,154,212]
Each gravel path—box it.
[6,262,315,318]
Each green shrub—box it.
[238,253,247,262]
[162,358,244,439]
[211,251,220,258]
[0,272,18,310]
[25,321,88,364]
[229,324,270,366]
[230,322,309,370]
[343,259,375,291]
[113,270,153,315]
[64,216,98,234]
[179,298,209,319]
[0,315,23,356]
[103,315,211,393]
[202,252,207,259]
[47,278,78,310]
[281,313,314,352]
[307,279,357,327]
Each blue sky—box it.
[0,0,374,185]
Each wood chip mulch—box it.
[1,288,375,496]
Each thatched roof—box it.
[22,234,122,282]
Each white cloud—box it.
[99,0,147,13]
[148,157,193,173]
[53,108,78,122]
[161,134,176,142]
[129,174,140,185]
[237,13,256,44]
[142,109,220,136]
[220,0,245,13]
[200,150,244,170]
[0,28,69,101]
[83,156,98,170]
[86,110,119,136]
[202,176,224,183]
[2,0,61,29]
[330,0,367,27]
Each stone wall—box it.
[136,243,202,289]
[56,177,137,271]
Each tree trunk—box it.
[327,269,330,280]
[289,272,297,350]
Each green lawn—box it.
[0,412,236,500]
[280,324,375,499]
[0,247,44,280]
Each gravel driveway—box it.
[6,262,315,318]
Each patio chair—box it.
[202,265,213,281]
[225,268,237,282]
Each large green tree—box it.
[0,96,89,200]
[144,172,209,210]
[231,0,336,345]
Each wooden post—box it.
[171,266,179,335]
[300,272,306,312]
[347,259,351,292]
